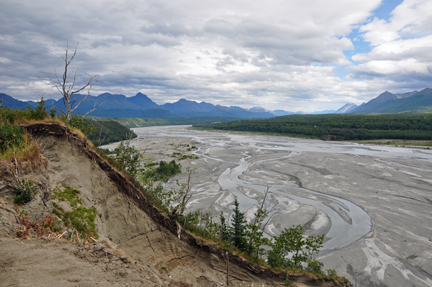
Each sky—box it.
[1,0,431,112]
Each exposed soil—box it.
[0,121,348,287]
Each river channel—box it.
[111,125,432,287]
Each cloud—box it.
[350,0,432,87]
[1,0,431,112]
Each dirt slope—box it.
[0,121,348,287]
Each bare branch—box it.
[82,99,104,117]
[50,43,101,120]
[179,170,193,214]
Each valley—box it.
[105,125,432,287]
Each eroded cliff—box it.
[0,121,348,287]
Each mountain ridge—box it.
[0,92,291,119]
[336,88,432,114]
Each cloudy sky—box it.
[1,0,431,112]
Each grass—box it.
[52,186,99,239]
[0,135,42,162]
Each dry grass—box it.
[16,117,65,126]
[1,135,40,161]
[0,134,47,176]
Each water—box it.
[131,125,432,251]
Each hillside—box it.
[0,121,348,287]
[85,118,138,146]
[336,88,432,114]
[378,88,432,113]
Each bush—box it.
[267,225,324,269]
[284,275,292,286]
[113,141,141,176]
[0,97,50,125]
[327,269,337,277]
[156,160,181,178]
[68,114,98,136]
[306,258,325,275]
[26,98,48,121]
[142,160,181,182]
[13,180,35,205]
[0,122,25,152]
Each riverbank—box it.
[108,125,432,287]
[191,126,432,148]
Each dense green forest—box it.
[194,113,432,141]
[85,118,137,146]
[95,117,240,128]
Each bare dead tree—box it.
[260,184,271,211]
[50,43,100,121]
[178,170,193,215]
[171,170,193,219]
[260,184,272,229]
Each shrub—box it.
[267,225,324,269]
[327,269,337,277]
[68,114,98,136]
[113,141,141,176]
[141,160,181,182]
[0,122,25,152]
[306,258,325,275]
[26,98,48,121]
[13,180,35,205]
[284,275,292,286]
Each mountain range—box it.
[0,92,334,118]
[4,88,429,118]
[335,88,432,114]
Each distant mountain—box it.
[334,88,431,114]
[352,88,432,114]
[395,91,418,98]
[248,107,271,113]
[1,93,274,119]
[353,91,398,114]
[377,88,432,113]
[1,93,29,109]
[272,110,295,116]
[127,92,160,110]
[162,99,215,114]
[335,103,359,114]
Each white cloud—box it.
[351,0,432,84]
[2,0,431,112]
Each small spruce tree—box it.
[230,198,247,251]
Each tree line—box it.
[194,113,432,141]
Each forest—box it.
[194,113,432,141]
[85,118,137,146]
